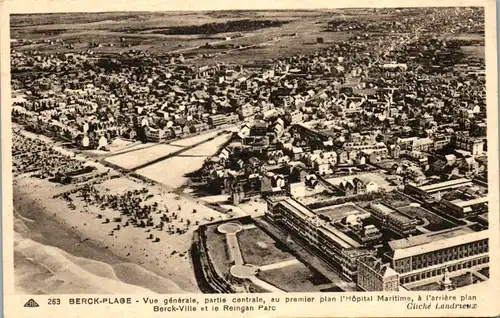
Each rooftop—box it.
[388,226,485,260]
[371,203,414,223]
[314,202,371,221]
[418,178,472,192]
[279,197,316,220]
[319,222,361,249]
[359,255,399,278]
[277,197,361,249]
[451,197,488,207]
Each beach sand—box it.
[11,127,235,295]
[13,176,205,294]
[14,233,156,294]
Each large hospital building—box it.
[265,195,489,290]
[384,226,489,285]
[266,196,374,280]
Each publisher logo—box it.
[24,299,39,308]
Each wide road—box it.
[102,123,239,160]
[128,131,230,171]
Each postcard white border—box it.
[1,0,498,317]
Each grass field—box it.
[320,286,344,292]
[257,263,331,292]
[383,192,414,208]
[10,10,380,64]
[136,156,206,188]
[451,273,479,287]
[398,206,457,231]
[205,224,232,277]
[478,267,489,278]
[314,203,368,221]
[11,10,484,65]
[237,228,295,266]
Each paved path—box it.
[241,224,257,230]
[416,219,431,233]
[336,281,358,290]
[259,259,301,271]
[316,282,341,290]
[226,233,244,265]
[130,132,229,171]
[222,225,287,293]
[103,124,237,160]
[417,226,431,233]
[471,269,488,281]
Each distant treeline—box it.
[152,19,290,35]
[28,29,67,36]
[10,12,149,27]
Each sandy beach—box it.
[11,126,237,294]
[13,175,213,294]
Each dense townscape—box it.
[11,7,489,294]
